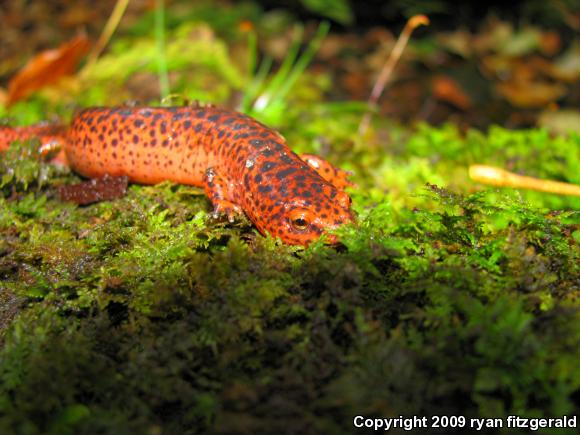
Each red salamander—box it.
[0,106,355,246]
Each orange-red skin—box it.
[1,106,354,246]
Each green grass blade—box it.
[155,0,170,99]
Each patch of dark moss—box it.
[0,161,578,433]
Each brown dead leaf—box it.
[432,75,472,109]
[437,29,473,58]
[538,109,580,135]
[6,33,91,107]
[496,80,566,108]
[539,31,562,56]
[58,4,100,28]
[548,40,580,82]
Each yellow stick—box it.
[469,165,580,197]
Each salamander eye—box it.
[289,210,311,231]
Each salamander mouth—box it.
[324,233,340,244]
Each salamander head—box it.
[281,188,355,246]
[246,170,355,246]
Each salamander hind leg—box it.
[203,167,243,223]
[299,153,356,190]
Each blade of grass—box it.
[84,0,130,70]
[241,55,273,113]
[253,25,303,111]
[155,0,170,99]
[252,21,329,113]
[246,27,258,81]
[273,21,329,103]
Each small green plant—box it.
[240,21,330,124]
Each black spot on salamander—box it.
[275,167,297,180]
[280,154,294,164]
[303,191,312,198]
[194,124,202,133]
[250,139,265,148]
[134,119,144,128]
[233,133,249,140]
[132,135,139,144]
[160,122,167,134]
[195,111,206,118]
[231,123,245,131]
[273,142,285,151]
[260,161,277,172]
[184,120,191,129]
[112,139,118,147]
[207,115,220,122]
[258,185,272,193]
[261,148,275,157]
[259,131,269,138]
[222,117,236,125]
[217,130,225,139]
[113,109,133,116]
[254,174,263,183]
[310,224,323,234]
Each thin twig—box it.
[155,0,170,99]
[469,165,580,196]
[358,15,429,136]
[84,0,131,70]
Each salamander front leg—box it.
[203,167,243,222]
[299,153,356,190]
